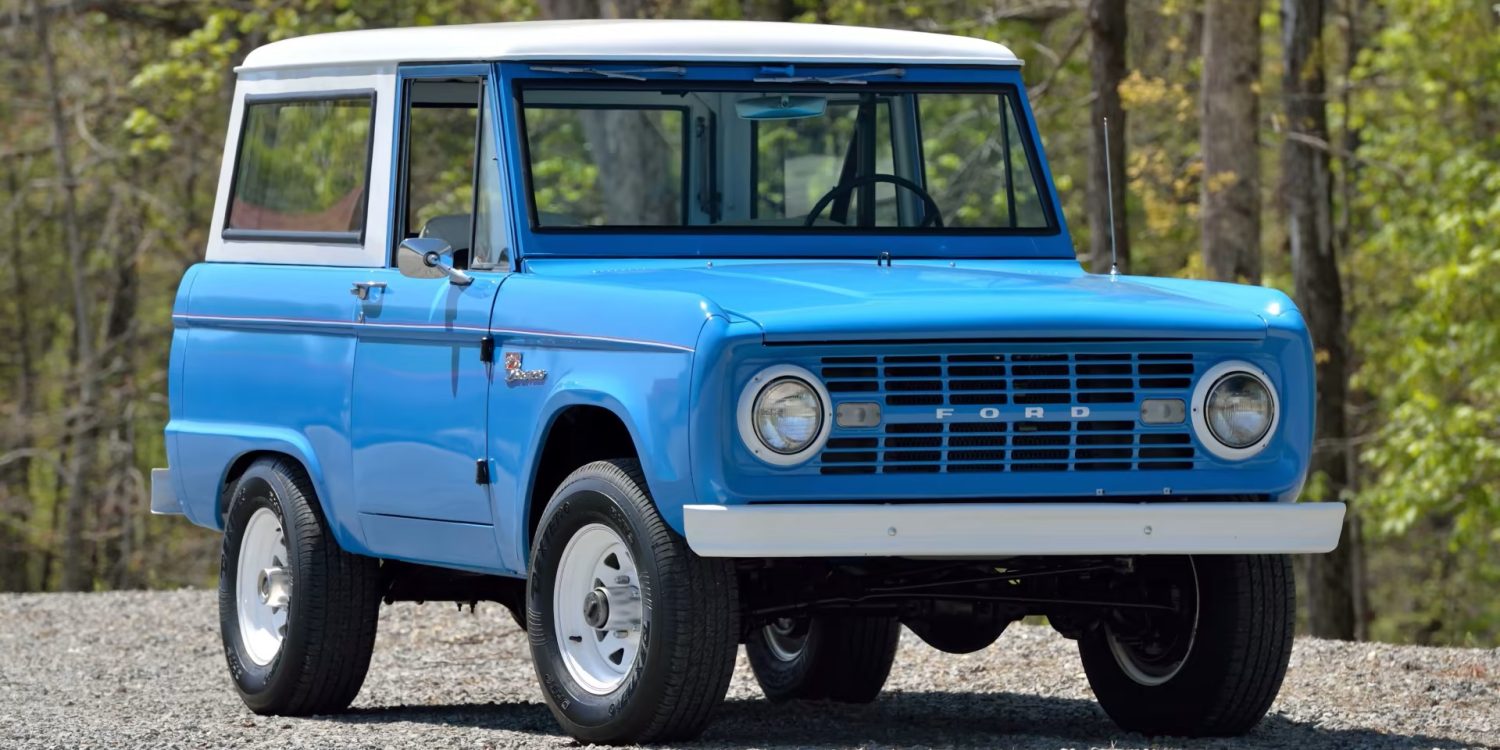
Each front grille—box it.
[817,351,1199,475]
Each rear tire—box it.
[527,459,739,744]
[746,615,901,703]
[1078,554,1294,736]
[218,458,382,715]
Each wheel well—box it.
[526,405,639,553]
[219,450,305,521]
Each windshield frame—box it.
[496,62,1075,261]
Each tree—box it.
[1348,0,1500,645]
[30,0,101,592]
[1282,0,1356,640]
[1086,0,1129,275]
[1200,0,1260,283]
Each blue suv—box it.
[152,19,1346,744]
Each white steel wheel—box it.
[1078,555,1294,737]
[235,507,291,666]
[761,618,808,662]
[553,522,643,695]
[1103,558,1200,687]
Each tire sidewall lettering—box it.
[220,470,291,697]
[529,473,659,735]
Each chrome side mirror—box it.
[398,237,473,286]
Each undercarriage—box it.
[737,555,1192,654]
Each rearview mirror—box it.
[398,237,472,286]
[735,94,827,121]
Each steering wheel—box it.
[803,173,945,228]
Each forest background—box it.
[0,0,1495,647]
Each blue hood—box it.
[528,259,1281,342]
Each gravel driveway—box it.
[1,590,1494,749]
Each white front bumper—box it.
[683,501,1345,558]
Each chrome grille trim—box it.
[816,351,1200,475]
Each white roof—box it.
[238,20,1021,72]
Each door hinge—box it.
[479,335,495,363]
[475,458,491,485]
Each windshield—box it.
[518,82,1054,234]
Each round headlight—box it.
[752,378,824,454]
[1204,373,1274,448]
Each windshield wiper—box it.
[530,65,687,81]
[752,66,905,85]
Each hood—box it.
[531,260,1273,342]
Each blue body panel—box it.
[166,264,368,554]
[349,267,507,570]
[166,61,1317,579]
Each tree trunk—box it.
[33,0,99,592]
[0,167,36,592]
[1200,0,1261,283]
[1086,0,1129,275]
[1336,0,1368,643]
[1282,0,1357,640]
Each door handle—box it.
[350,281,387,301]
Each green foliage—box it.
[1348,0,1500,565]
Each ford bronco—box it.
[153,19,1346,744]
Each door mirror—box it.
[398,237,473,286]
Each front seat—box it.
[419,214,472,268]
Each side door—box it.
[350,65,512,571]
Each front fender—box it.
[488,273,723,573]
[493,357,696,574]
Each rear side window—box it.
[225,94,375,241]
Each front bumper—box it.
[683,501,1345,558]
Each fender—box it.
[166,420,369,556]
[496,373,693,573]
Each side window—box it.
[919,92,1049,229]
[225,95,374,239]
[472,97,507,266]
[397,78,505,269]
[1002,99,1049,228]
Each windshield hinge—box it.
[878,251,893,267]
[479,335,495,363]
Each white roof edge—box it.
[237,20,1022,73]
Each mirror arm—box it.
[424,252,473,287]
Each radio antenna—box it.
[1102,116,1119,281]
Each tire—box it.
[1078,554,1294,737]
[527,459,739,744]
[218,457,382,716]
[746,615,901,703]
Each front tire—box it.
[746,615,901,703]
[527,459,739,744]
[218,458,382,715]
[1078,554,1294,736]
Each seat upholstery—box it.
[418,213,472,268]
[419,213,472,251]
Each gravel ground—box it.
[0,590,1495,749]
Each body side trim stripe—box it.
[172,313,694,352]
